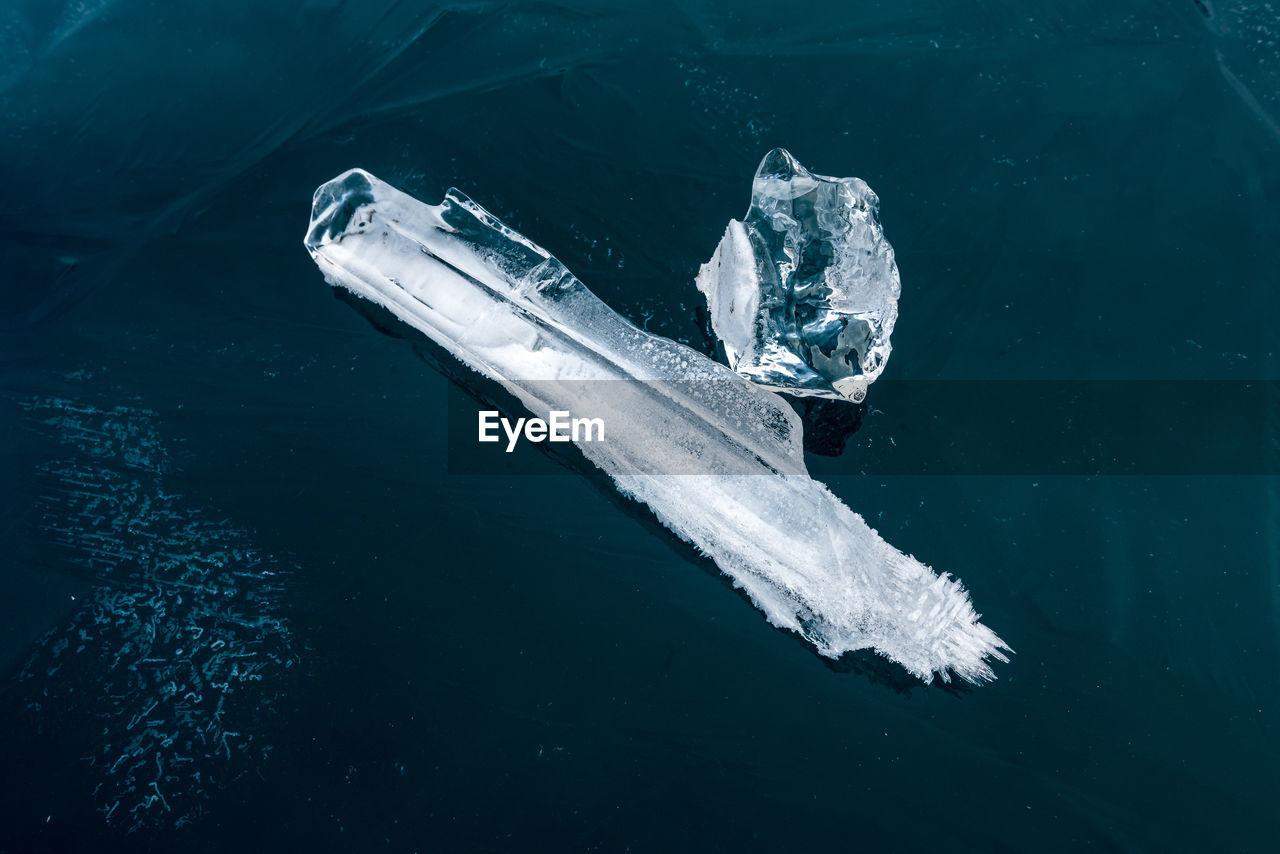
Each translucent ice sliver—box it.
[697,149,901,403]
[304,169,1007,683]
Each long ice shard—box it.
[304,169,1007,684]
[696,149,900,403]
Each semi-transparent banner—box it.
[445,379,1278,475]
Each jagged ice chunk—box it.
[697,149,901,403]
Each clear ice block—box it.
[696,149,901,403]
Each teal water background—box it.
[1,1,1278,850]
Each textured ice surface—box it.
[16,392,297,832]
[696,149,900,403]
[1202,2,1280,140]
[305,170,1006,683]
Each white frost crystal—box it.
[304,169,1006,683]
[697,149,900,402]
